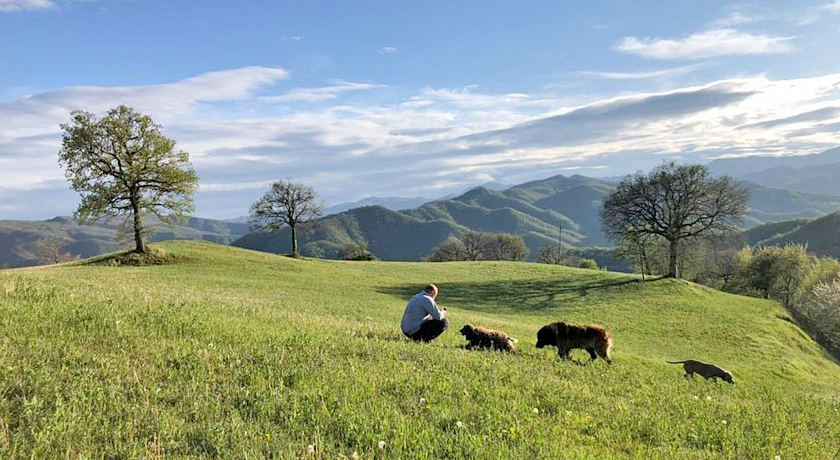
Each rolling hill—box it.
[0,215,249,268]
[234,173,840,261]
[745,212,840,259]
[1,240,838,458]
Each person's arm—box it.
[423,296,445,320]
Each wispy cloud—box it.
[0,0,53,11]
[378,46,398,54]
[710,12,760,28]
[575,64,702,80]
[262,81,385,103]
[280,36,302,42]
[616,29,795,60]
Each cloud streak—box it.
[2,68,840,219]
[616,29,795,59]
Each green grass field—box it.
[1,241,839,459]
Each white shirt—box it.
[401,290,445,335]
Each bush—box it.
[340,243,376,261]
[577,258,598,270]
[799,278,840,356]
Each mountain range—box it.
[708,147,840,196]
[233,173,840,261]
[0,216,249,268]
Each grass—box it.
[1,240,839,459]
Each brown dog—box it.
[536,321,612,363]
[460,324,517,352]
[667,360,734,384]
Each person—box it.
[401,283,448,342]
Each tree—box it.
[59,105,199,254]
[341,243,376,261]
[460,231,485,261]
[426,237,467,262]
[601,162,748,278]
[34,235,78,265]
[482,233,529,261]
[536,245,563,264]
[250,180,325,258]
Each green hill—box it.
[0,216,249,268]
[746,212,840,259]
[1,241,838,458]
[235,174,840,261]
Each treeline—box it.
[426,231,530,262]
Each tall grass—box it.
[1,241,838,459]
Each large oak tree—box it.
[59,105,199,254]
[601,162,748,278]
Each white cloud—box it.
[710,12,760,28]
[262,81,385,103]
[0,0,53,11]
[616,29,795,60]
[378,46,398,54]
[575,64,702,80]
[280,36,302,42]
[822,1,840,12]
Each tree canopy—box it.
[601,162,748,278]
[59,105,199,253]
[250,180,325,258]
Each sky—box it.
[1,0,840,219]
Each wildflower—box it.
[351,451,360,459]
[706,396,712,401]
[456,421,464,428]
[774,456,781,460]
[378,440,386,449]
[306,445,315,454]
[533,408,539,414]
[721,420,728,425]
[419,397,426,405]
[693,395,699,400]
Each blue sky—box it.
[1,0,840,219]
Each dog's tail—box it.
[508,337,518,344]
[666,360,687,364]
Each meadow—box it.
[1,241,839,459]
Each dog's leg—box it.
[586,347,597,361]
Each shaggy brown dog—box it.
[459,324,517,352]
[667,360,734,384]
[535,321,612,363]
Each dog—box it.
[459,324,517,352]
[535,321,612,363]
[667,360,734,384]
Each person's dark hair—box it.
[424,284,438,296]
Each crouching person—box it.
[401,284,448,342]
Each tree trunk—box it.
[131,198,146,254]
[291,224,299,258]
[667,238,679,278]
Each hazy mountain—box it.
[737,162,840,197]
[234,173,840,261]
[707,147,840,177]
[324,196,434,216]
[744,212,840,260]
[0,216,249,268]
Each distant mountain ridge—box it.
[0,216,249,268]
[744,212,840,260]
[708,147,840,196]
[233,173,840,261]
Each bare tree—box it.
[34,235,78,265]
[250,180,325,258]
[460,231,484,261]
[536,245,563,264]
[601,162,748,278]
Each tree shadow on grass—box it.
[377,275,664,314]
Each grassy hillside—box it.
[0,216,249,268]
[1,241,838,459]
